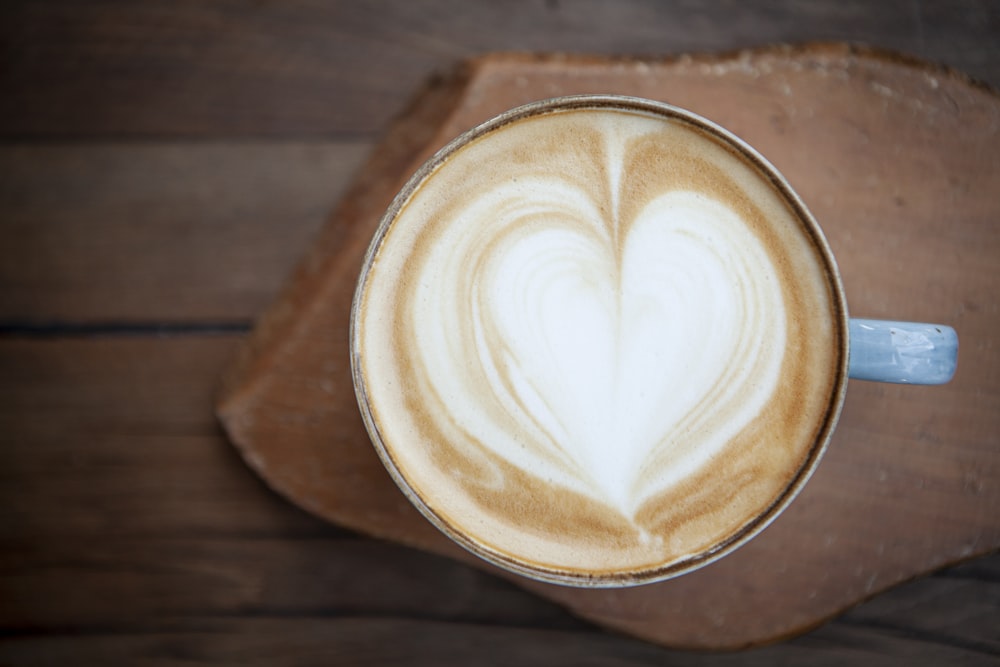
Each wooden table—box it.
[2,3,998,664]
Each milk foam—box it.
[413,188,786,517]
[356,104,842,579]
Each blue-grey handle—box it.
[848,319,958,384]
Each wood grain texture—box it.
[1,1,998,139]
[217,45,1000,649]
[3,1,999,663]
[3,617,1000,667]
[0,142,371,322]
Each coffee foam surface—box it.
[356,105,842,580]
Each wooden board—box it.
[216,44,1000,649]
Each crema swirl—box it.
[353,98,846,585]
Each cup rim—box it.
[350,94,850,587]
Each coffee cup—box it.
[350,95,958,587]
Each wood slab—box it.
[216,44,1000,650]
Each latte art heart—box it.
[355,103,843,580]
[414,190,786,518]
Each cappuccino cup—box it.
[350,96,958,587]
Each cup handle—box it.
[848,318,958,384]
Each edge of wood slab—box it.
[468,41,999,95]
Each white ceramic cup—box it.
[351,96,958,586]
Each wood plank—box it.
[1,607,999,667]
[0,337,331,538]
[1,0,998,138]
[0,619,691,667]
[0,538,587,632]
[0,142,370,322]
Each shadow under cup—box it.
[350,95,933,587]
